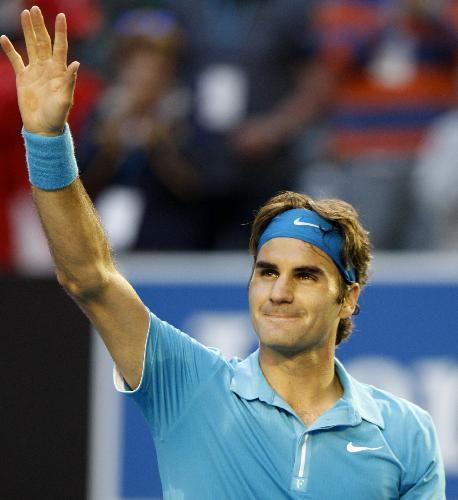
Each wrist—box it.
[25,129,66,137]
[22,123,66,137]
[22,124,79,190]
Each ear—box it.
[339,282,361,319]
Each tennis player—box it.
[1,7,445,499]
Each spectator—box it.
[80,0,164,72]
[79,9,202,250]
[160,0,331,248]
[301,0,458,249]
[411,108,458,249]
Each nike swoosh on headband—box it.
[293,218,320,228]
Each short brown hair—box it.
[249,191,372,345]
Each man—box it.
[156,0,332,249]
[1,7,445,498]
[303,0,458,250]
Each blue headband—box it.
[257,208,357,283]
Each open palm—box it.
[0,6,79,136]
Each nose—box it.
[269,275,294,304]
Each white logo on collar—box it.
[347,442,383,453]
[293,218,320,228]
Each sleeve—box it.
[399,410,446,499]
[310,1,374,73]
[113,310,223,439]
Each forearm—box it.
[270,61,335,139]
[32,179,115,297]
[23,125,116,297]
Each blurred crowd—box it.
[1,0,458,274]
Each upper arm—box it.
[72,269,149,390]
[399,411,446,499]
[116,311,224,438]
[400,458,445,499]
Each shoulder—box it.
[354,378,438,457]
[360,378,434,429]
[351,379,445,495]
[148,311,232,369]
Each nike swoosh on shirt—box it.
[346,442,383,453]
[293,218,320,228]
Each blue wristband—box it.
[22,124,79,190]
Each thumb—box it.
[64,61,80,92]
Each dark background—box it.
[1,276,90,500]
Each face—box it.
[249,238,359,356]
[119,50,174,109]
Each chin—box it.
[258,328,330,357]
[258,331,304,354]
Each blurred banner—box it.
[88,253,458,500]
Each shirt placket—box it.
[290,432,310,494]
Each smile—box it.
[264,314,301,320]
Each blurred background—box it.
[1,0,457,498]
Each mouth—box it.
[263,313,301,321]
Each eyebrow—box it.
[255,260,325,276]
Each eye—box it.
[260,268,278,278]
[296,272,316,281]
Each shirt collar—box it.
[229,350,279,405]
[335,358,385,429]
[230,350,385,430]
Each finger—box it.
[0,35,25,74]
[53,13,68,67]
[30,6,52,61]
[63,61,80,96]
[20,10,38,64]
[67,60,80,76]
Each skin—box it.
[249,238,360,425]
[0,7,149,389]
[117,51,174,113]
[229,60,334,161]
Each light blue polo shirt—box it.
[115,311,445,499]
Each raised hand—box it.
[0,6,79,136]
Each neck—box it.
[259,342,343,425]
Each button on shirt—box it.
[114,311,445,499]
